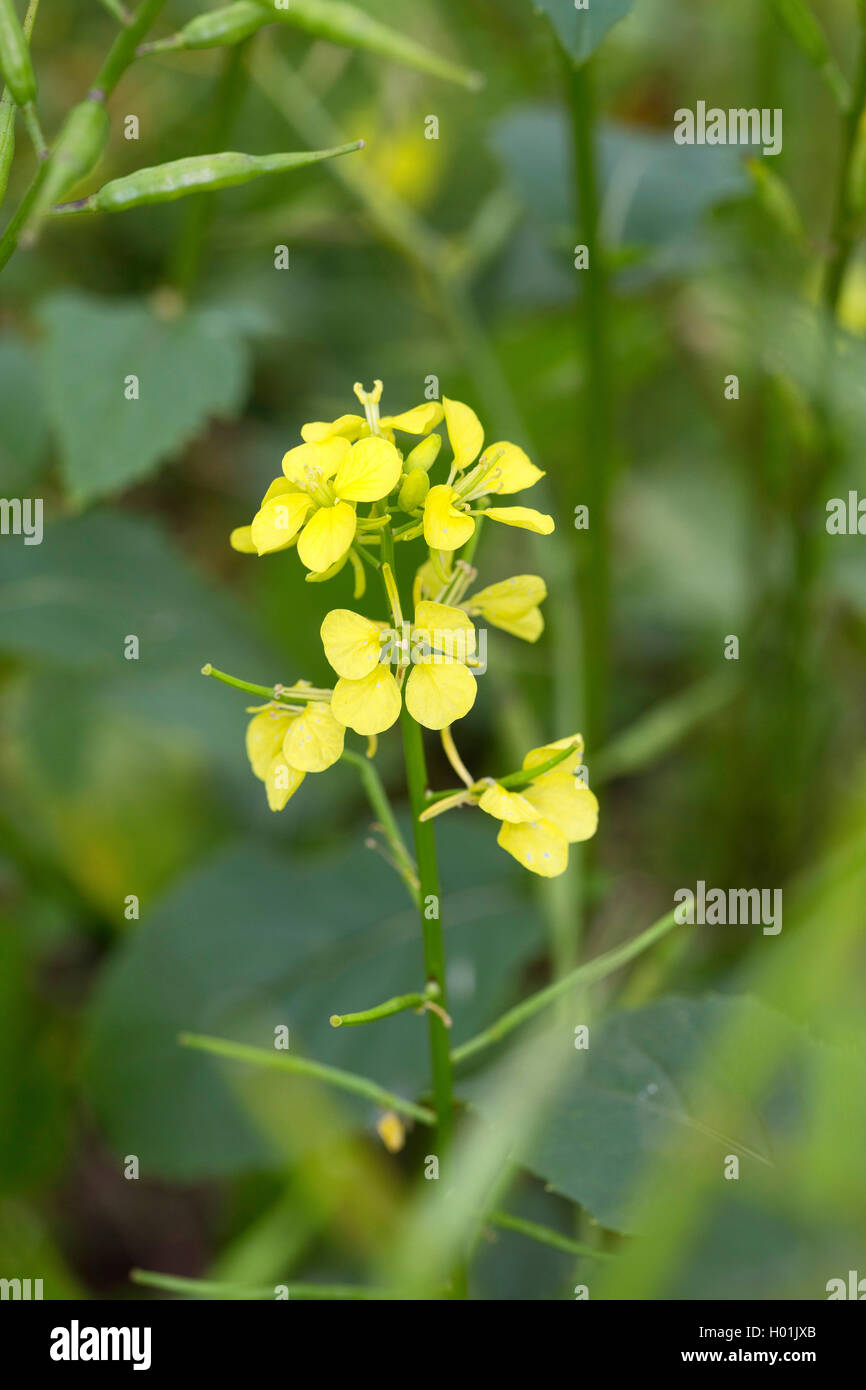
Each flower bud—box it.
[398,467,430,512]
[404,433,441,473]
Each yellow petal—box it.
[331,667,402,736]
[265,755,305,811]
[334,436,403,502]
[412,600,476,661]
[230,525,256,554]
[497,818,569,877]
[443,396,484,470]
[261,476,294,504]
[380,401,444,434]
[297,501,356,572]
[250,494,313,555]
[422,484,475,551]
[527,776,598,843]
[321,608,384,679]
[478,784,537,823]
[468,575,547,641]
[246,709,294,780]
[283,701,345,772]
[523,734,584,774]
[300,414,365,444]
[404,661,476,730]
[484,505,555,534]
[480,442,545,494]
[282,437,351,487]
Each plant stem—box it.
[452,909,679,1066]
[179,1032,435,1126]
[200,662,331,702]
[488,1209,614,1260]
[93,0,167,98]
[340,747,419,905]
[130,1269,388,1300]
[823,32,866,313]
[330,990,430,1028]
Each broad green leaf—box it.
[529,0,637,65]
[0,335,48,491]
[39,293,251,504]
[463,995,802,1234]
[85,827,542,1177]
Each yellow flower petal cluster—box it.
[421,398,554,551]
[321,601,478,734]
[245,700,345,811]
[478,736,598,877]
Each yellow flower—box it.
[235,435,403,574]
[477,735,598,877]
[376,1111,406,1154]
[245,701,345,811]
[321,601,478,735]
[420,413,554,551]
[464,575,547,642]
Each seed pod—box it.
[255,0,482,90]
[139,2,269,55]
[398,468,430,513]
[0,0,36,107]
[405,433,442,473]
[24,97,110,235]
[66,141,362,214]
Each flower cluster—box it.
[227,382,598,876]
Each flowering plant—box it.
[203,380,598,1294]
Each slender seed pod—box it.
[53,141,363,214]
[255,0,483,90]
[770,0,850,110]
[23,97,110,237]
[138,2,269,55]
[0,0,36,107]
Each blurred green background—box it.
[1,0,865,1300]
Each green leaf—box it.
[85,828,542,1177]
[529,0,636,65]
[39,292,251,504]
[464,995,802,1233]
[0,334,48,492]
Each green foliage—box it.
[39,293,251,503]
[529,0,637,65]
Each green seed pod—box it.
[27,99,108,221]
[24,97,110,238]
[78,142,361,213]
[404,433,442,473]
[0,0,36,107]
[770,0,849,110]
[255,0,482,90]
[398,468,430,513]
[140,2,269,55]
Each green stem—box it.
[487,1210,614,1260]
[179,1032,435,1126]
[130,1269,388,1300]
[93,0,167,98]
[823,30,866,313]
[452,909,679,1066]
[330,989,432,1028]
[339,748,419,905]
[200,663,331,703]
